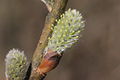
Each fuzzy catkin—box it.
[5,49,28,80]
[44,9,85,54]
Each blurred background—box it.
[0,0,120,80]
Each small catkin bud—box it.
[41,0,54,5]
[41,0,54,12]
[44,9,85,54]
[5,49,28,80]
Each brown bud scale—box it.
[36,50,62,75]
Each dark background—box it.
[0,0,120,80]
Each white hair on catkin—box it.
[44,9,85,54]
[5,48,28,80]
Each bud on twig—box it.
[36,50,61,75]
[41,0,55,12]
[36,9,85,75]
[5,49,28,80]
[45,9,85,55]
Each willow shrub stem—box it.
[29,0,68,80]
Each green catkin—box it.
[44,9,85,54]
[5,49,28,80]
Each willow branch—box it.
[29,0,68,80]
